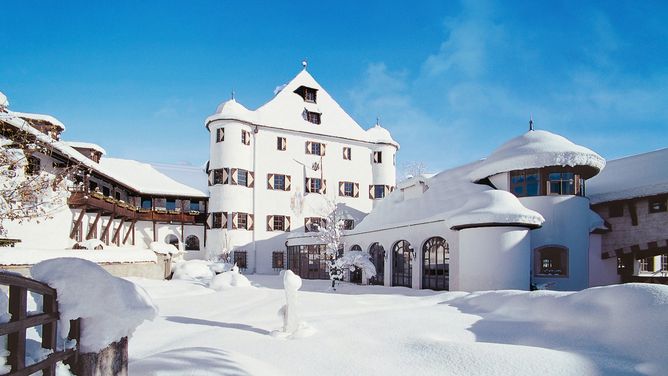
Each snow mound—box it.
[450,283,668,369]
[447,189,544,229]
[209,270,251,290]
[171,260,215,281]
[469,130,605,181]
[30,258,157,353]
[73,239,105,250]
[150,241,180,255]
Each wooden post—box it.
[86,212,101,240]
[111,219,125,245]
[7,285,27,371]
[122,220,136,245]
[100,214,115,245]
[70,209,86,239]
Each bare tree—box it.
[399,161,429,182]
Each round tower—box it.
[366,122,399,205]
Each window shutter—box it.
[338,181,345,196]
[231,212,238,229]
[304,217,312,232]
[285,175,291,191]
[248,214,254,230]
[285,216,291,232]
[267,174,274,190]
[305,178,311,193]
[353,183,359,198]
[248,171,255,188]
[231,168,238,185]
[321,144,326,156]
[222,168,229,184]
[305,141,312,154]
[385,185,390,197]
[221,212,228,229]
[321,180,327,194]
[267,215,274,231]
[369,185,374,199]
[206,213,212,229]
[390,186,395,192]
[208,171,213,186]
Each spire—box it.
[375,116,381,127]
[529,114,534,131]
[301,59,308,70]
[231,90,235,100]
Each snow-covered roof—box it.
[206,69,386,143]
[587,148,668,204]
[99,158,207,197]
[366,123,399,148]
[150,162,209,196]
[469,130,605,182]
[64,141,107,155]
[0,91,8,108]
[352,160,545,233]
[0,111,207,198]
[12,111,66,131]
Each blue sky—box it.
[1,0,666,173]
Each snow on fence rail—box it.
[0,272,80,376]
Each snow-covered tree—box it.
[0,99,74,235]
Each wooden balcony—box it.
[68,191,204,224]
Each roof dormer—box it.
[294,85,318,103]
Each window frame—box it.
[237,169,248,187]
[237,212,248,230]
[212,212,224,229]
[310,178,322,193]
[272,251,285,269]
[534,246,569,277]
[273,215,285,231]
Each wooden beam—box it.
[111,218,125,245]
[69,209,86,239]
[85,212,101,240]
[153,221,157,242]
[628,201,638,226]
[123,220,136,245]
[100,214,115,245]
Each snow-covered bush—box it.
[334,251,376,278]
[171,260,215,281]
[31,258,157,353]
[209,267,251,290]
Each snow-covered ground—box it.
[128,275,668,376]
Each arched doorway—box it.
[422,237,449,290]
[185,235,200,251]
[165,234,179,248]
[349,245,363,283]
[392,240,412,287]
[368,242,385,285]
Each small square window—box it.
[343,147,351,160]
[343,219,354,230]
[277,137,286,151]
[213,169,225,185]
[374,185,385,199]
[212,213,224,229]
[237,170,248,187]
[216,128,224,142]
[343,182,354,197]
[311,142,321,155]
[308,178,322,193]
[274,174,285,190]
[273,215,285,231]
[237,212,248,229]
[303,110,321,124]
[272,252,285,269]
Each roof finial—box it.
[231,90,235,100]
[301,59,308,70]
[529,114,534,131]
[376,116,380,126]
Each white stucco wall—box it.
[587,233,620,286]
[457,226,531,291]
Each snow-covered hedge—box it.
[31,258,157,353]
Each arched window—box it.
[165,234,179,248]
[422,237,449,291]
[534,246,568,277]
[392,240,412,288]
[350,245,362,252]
[368,242,385,285]
[185,235,200,251]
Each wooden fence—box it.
[0,272,80,376]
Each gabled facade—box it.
[205,68,398,274]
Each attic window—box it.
[294,86,318,103]
[303,109,321,124]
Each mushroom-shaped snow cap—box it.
[469,130,605,181]
[366,123,399,148]
[207,98,255,125]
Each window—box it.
[510,169,540,197]
[294,85,318,103]
[374,185,385,199]
[267,173,290,191]
[343,147,351,160]
[639,257,653,272]
[274,174,285,190]
[25,156,40,175]
[661,254,667,272]
[237,170,248,187]
[272,252,285,269]
[241,130,251,145]
[609,203,624,217]
[304,217,325,232]
[648,197,667,213]
[307,178,322,193]
[303,109,321,124]
[216,128,224,142]
[534,246,568,276]
[546,172,577,195]
[141,197,152,209]
[305,141,325,156]
[213,169,226,185]
[102,186,110,197]
[166,199,176,211]
[373,151,382,164]
[266,215,290,232]
[277,137,286,151]
[343,182,354,197]
[338,181,358,197]
[212,213,224,229]
[89,181,98,192]
[273,215,284,231]
[343,219,354,230]
[238,213,248,229]
[234,251,247,270]
[190,201,200,212]
[185,235,200,251]
[115,191,121,200]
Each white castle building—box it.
[205,67,398,274]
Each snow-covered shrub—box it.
[31,258,157,353]
[335,251,376,278]
[171,260,215,281]
[209,268,251,290]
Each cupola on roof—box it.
[206,98,255,125]
[469,129,605,181]
[366,122,399,148]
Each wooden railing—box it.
[0,272,80,376]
